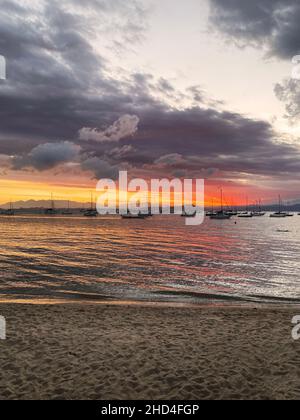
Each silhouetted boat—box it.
[238,212,253,218]
[253,200,265,216]
[3,201,15,216]
[206,211,216,217]
[122,213,146,219]
[270,196,287,218]
[182,211,196,218]
[210,189,231,220]
[210,210,231,220]
[238,196,253,218]
[2,209,14,216]
[44,208,57,215]
[270,213,287,218]
[206,199,217,217]
[44,194,57,215]
[62,201,73,215]
[226,210,238,216]
[84,193,97,217]
[84,209,98,217]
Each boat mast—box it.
[220,188,223,212]
[51,193,55,210]
[91,192,94,211]
[279,195,282,213]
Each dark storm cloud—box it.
[81,157,119,180]
[1,0,300,180]
[0,0,147,143]
[124,107,300,178]
[12,141,81,171]
[209,0,300,59]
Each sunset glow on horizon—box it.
[0,176,292,208]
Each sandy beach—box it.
[0,303,299,400]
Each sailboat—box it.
[84,193,98,217]
[44,194,57,215]
[210,189,232,220]
[281,200,294,216]
[226,209,238,216]
[253,200,265,217]
[206,199,217,217]
[238,197,253,218]
[3,201,15,216]
[122,212,146,219]
[62,201,73,215]
[270,196,287,218]
[225,198,238,216]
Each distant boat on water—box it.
[122,212,146,219]
[206,211,216,217]
[44,208,57,215]
[84,193,97,217]
[253,200,265,217]
[238,196,253,218]
[210,189,231,220]
[2,201,15,216]
[206,199,217,217]
[62,201,73,215]
[270,213,287,218]
[270,196,287,218]
[211,210,232,220]
[84,209,98,217]
[182,211,197,218]
[44,194,58,215]
[226,210,238,216]
[238,212,253,218]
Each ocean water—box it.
[0,214,300,305]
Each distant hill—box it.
[0,200,88,209]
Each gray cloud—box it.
[1,0,300,183]
[0,0,147,143]
[79,115,140,143]
[155,154,185,166]
[209,0,300,59]
[125,106,300,178]
[275,79,300,121]
[12,141,81,171]
[81,157,119,180]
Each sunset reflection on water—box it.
[0,215,299,305]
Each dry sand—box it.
[0,303,300,400]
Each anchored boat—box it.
[210,189,232,220]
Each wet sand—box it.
[0,303,300,400]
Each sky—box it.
[1,0,300,206]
